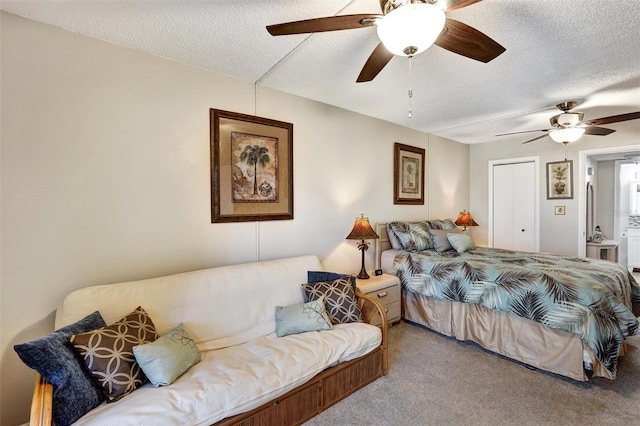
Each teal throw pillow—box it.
[133,323,202,387]
[275,298,333,338]
[447,231,476,253]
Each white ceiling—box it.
[2,0,639,144]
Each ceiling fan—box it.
[266,0,505,83]
[496,101,640,145]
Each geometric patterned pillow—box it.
[301,277,362,324]
[70,306,158,402]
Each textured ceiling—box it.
[2,0,639,144]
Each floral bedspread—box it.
[392,247,640,375]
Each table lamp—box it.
[346,214,379,279]
[455,209,478,231]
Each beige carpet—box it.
[305,318,640,426]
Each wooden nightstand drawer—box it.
[356,273,401,325]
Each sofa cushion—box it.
[55,256,324,352]
[70,306,158,401]
[14,311,106,426]
[70,322,382,426]
[301,277,362,324]
[133,323,202,387]
[275,298,333,337]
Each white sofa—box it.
[29,255,387,425]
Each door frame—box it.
[577,144,640,257]
[488,156,540,250]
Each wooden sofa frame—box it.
[29,292,388,426]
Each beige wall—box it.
[0,12,469,424]
[470,122,640,253]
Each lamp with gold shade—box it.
[455,209,478,231]
[346,214,379,280]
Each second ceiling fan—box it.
[266,0,505,83]
[496,101,640,145]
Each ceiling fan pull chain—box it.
[408,56,413,118]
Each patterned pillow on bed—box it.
[387,221,433,251]
[429,228,462,252]
[426,218,457,230]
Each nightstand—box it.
[356,273,401,326]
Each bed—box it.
[375,221,640,381]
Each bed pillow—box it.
[275,298,333,337]
[448,231,477,253]
[70,306,158,402]
[301,276,362,324]
[429,228,462,253]
[133,323,201,387]
[427,218,458,230]
[387,221,433,251]
[14,311,107,426]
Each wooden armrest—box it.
[30,374,53,426]
[356,290,389,375]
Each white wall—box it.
[470,122,640,254]
[0,12,469,424]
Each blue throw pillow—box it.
[133,323,201,387]
[275,298,333,337]
[14,311,107,426]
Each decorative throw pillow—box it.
[133,323,201,387]
[301,277,362,324]
[14,311,107,426]
[306,271,356,300]
[448,231,477,254]
[387,221,433,251]
[70,306,158,402]
[275,298,333,337]
[429,228,462,252]
[427,218,458,230]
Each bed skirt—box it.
[402,290,619,381]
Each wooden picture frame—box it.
[546,160,573,200]
[394,142,425,205]
[210,109,293,223]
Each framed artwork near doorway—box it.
[547,160,573,200]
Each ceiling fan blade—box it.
[583,126,616,136]
[522,134,549,144]
[589,111,640,126]
[357,42,394,83]
[444,0,483,11]
[434,19,506,63]
[496,129,549,137]
[267,14,379,36]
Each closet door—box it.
[492,161,536,251]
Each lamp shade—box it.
[346,214,379,240]
[376,3,445,57]
[549,127,585,144]
[455,210,478,228]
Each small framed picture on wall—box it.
[554,206,566,215]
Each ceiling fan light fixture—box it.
[376,3,445,57]
[549,127,585,144]
[557,113,580,127]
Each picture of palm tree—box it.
[401,156,419,194]
[231,132,278,202]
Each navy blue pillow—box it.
[14,311,107,426]
[305,271,356,302]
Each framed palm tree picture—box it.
[211,109,293,222]
[393,142,425,205]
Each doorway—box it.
[577,145,640,258]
